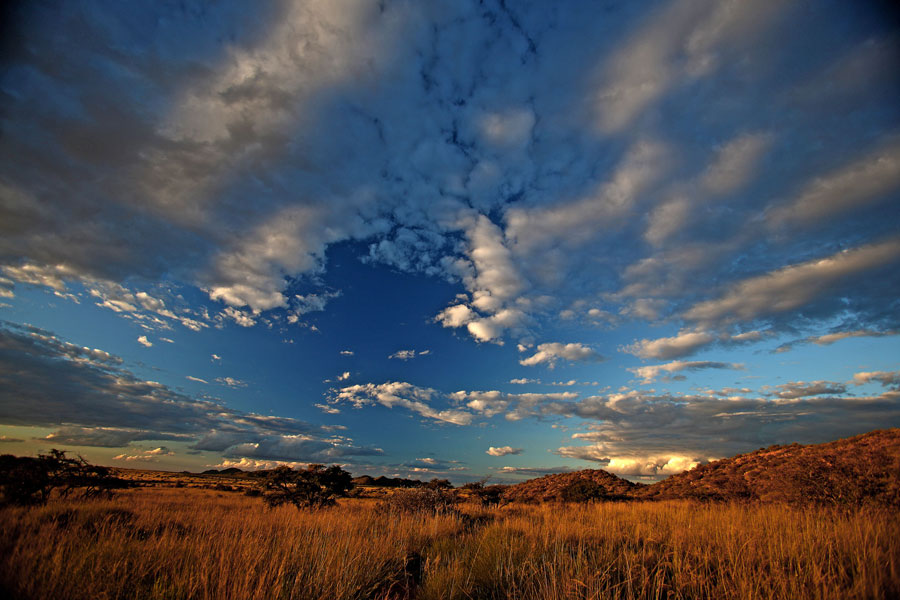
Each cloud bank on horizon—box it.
[0,0,898,481]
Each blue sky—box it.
[1,0,899,482]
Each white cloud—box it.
[216,377,246,388]
[186,375,208,384]
[776,329,897,353]
[113,447,175,462]
[767,141,900,228]
[208,458,309,471]
[701,132,773,195]
[629,360,743,384]
[436,304,476,329]
[137,335,152,347]
[388,349,431,360]
[336,371,350,381]
[591,0,785,133]
[339,350,354,356]
[222,307,256,328]
[509,378,540,385]
[555,446,702,477]
[684,238,900,327]
[520,342,603,368]
[332,382,474,426]
[314,403,341,415]
[506,140,669,254]
[623,331,714,361]
[1,263,77,292]
[852,370,900,388]
[486,446,523,457]
[769,381,847,399]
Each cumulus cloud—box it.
[331,382,474,426]
[555,445,702,478]
[388,349,431,360]
[629,360,743,384]
[486,446,522,457]
[113,447,175,462]
[852,370,900,388]
[623,331,716,360]
[520,342,604,368]
[509,378,540,385]
[623,329,772,360]
[451,390,578,421]
[339,350,354,356]
[336,371,350,382]
[186,375,209,384]
[137,335,152,347]
[216,377,246,388]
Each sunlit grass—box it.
[1,488,898,599]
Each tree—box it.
[462,480,506,506]
[425,478,452,491]
[560,479,604,502]
[0,449,126,506]
[261,464,353,509]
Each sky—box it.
[1,0,899,483]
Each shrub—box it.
[462,481,506,506]
[560,479,604,502]
[260,464,352,510]
[424,478,452,490]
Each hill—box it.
[638,428,900,506]
[502,469,641,503]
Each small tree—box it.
[425,478,452,491]
[0,449,126,506]
[463,481,506,507]
[560,479,604,503]
[261,464,352,510]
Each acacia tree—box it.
[0,449,126,506]
[261,464,353,509]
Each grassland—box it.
[2,485,898,599]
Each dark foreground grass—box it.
[1,487,898,599]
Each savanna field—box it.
[2,484,899,600]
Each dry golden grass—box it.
[1,487,898,599]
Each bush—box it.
[376,487,458,516]
[463,481,507,506]
[425,478,452,490]
[0,449,127,506]
[260,464,352,510]
[560,479,604,503]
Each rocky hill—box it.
[502,469,641,503]
[638,428,900,506]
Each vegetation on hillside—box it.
[501,468,639,504]
[638,428,900,506]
